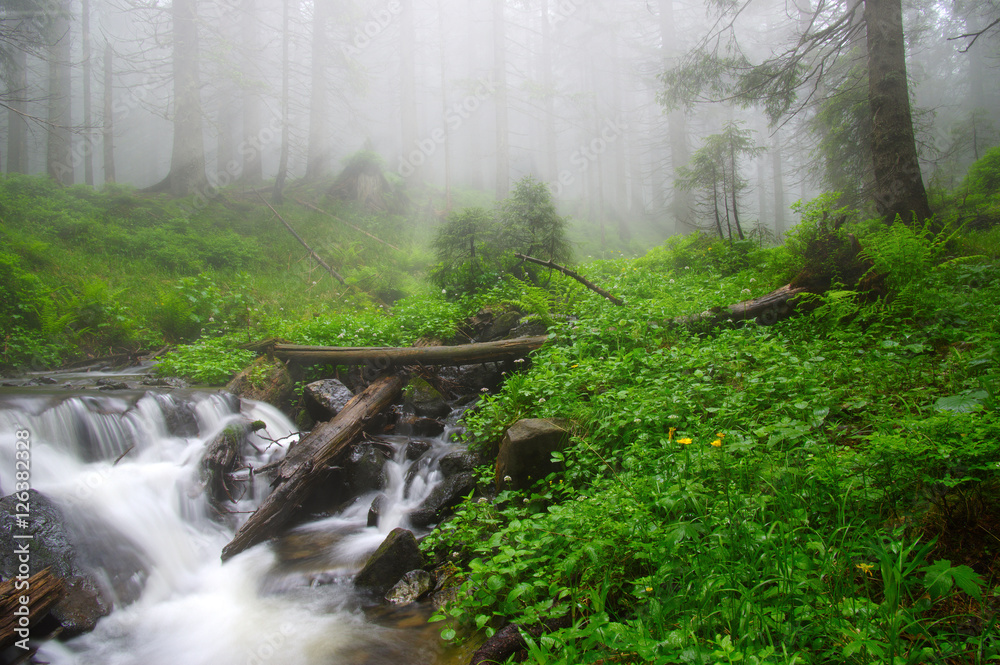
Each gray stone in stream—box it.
[495,418,571,492]
[354,528,423,596]
[408,472,476,528]
[0,490,114,633]
[347,443,390,495]
[302,379,355,422]
[398,414,445,438]
[439,450,479,478]
[159,395,199,437]
[385,569,433,605]
[367,493,388,528]
[404,439,432,461]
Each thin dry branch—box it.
[514,253,624,306]
[256,192,347,285]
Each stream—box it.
[0,369,473,665]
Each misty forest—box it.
[2,0,1000,663]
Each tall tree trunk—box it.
[660,0,692,234]
[730,140,745,240]
[399,0,419,181]
[241,0,263,185]
[305,0,329,180]
[771,129,785,237]
[46,0,74,185]
[540,0,557,182]
[863,0,932,223]
[436,0,451,203]
[103,42,116,183]
[6,47,29,174]
[493,0,509,198]
[272,0,290,202]
[81,0,94,186]
[164,0,206,196]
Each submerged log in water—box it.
[221,372,407,561]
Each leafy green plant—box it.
[154,337,255,385]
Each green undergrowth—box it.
[0,174,438,370]
[422,214,1000,663]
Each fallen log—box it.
[0,568,65,649]
[515,253,624,306]
[273,335,548,367]
[221,372,407,560]
[257,192,347,285]
[675,283,811,327]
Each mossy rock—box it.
[226,357,295,415]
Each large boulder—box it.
[409,472,476,528]
[302,379,355,422]
[0,490,115,634]
[354,528,423,596]
[495,419,571,491]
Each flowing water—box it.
[0,374,473,665]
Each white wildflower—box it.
[503,475,512,483]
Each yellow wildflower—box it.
[856,563,875,575]
[710,439,722,448]
[716,432,725,439]
[668,427,677,441]
[678,437,693,445]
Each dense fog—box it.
[2,0,999,243]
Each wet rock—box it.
[97,381,132,391]
[437,363,504,395]
[385,569,433,605]
[509,320,548,338]
[367,493,388,527]
[430,563,462,610]
[404,439,432,461]
[226,357,296,416]
[404,377,451,419]
[347,443,390,495]
[141,376,187,388]
[0,490,113,634]
[201,419,259,512]
[495,419,571,492]
[397,414,445,437]
[160,396,199,437]
[439,450,478,477]
[38,376,59,385]
[409,472,476,528]
[302,379,355,422]
[477,310,522,342]
[354,528,423,596]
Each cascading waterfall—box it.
[0,385,463,665]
